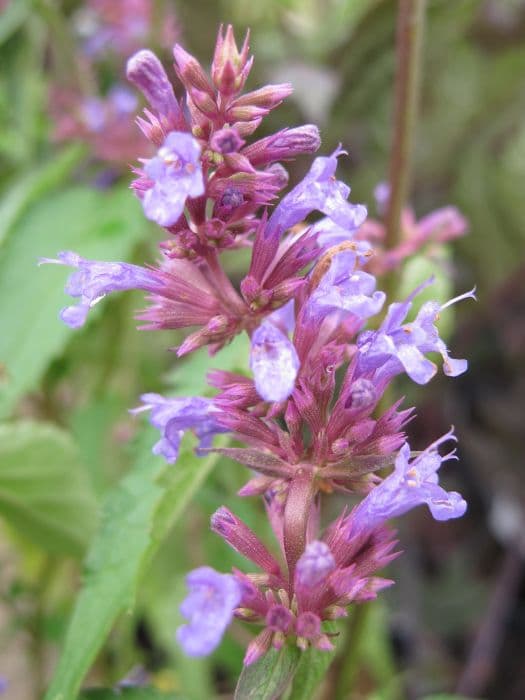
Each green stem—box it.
[385,0,426,251]
[319,604,372,700]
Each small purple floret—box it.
[177,566,242,657]
[250,320,300,402]
[132,393,227,463]
[265,147,367,240]
[296,541,336,587]
[357,282,475,385]
[353,430,467,530]
[308,251,385,321]
[142,131,204,227]
[39,251,161,328]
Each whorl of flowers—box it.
[43,26,473,665]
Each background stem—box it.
[385,0,426,251]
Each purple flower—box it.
[39,251,162,328]
[131,393,227,463]
[177,566,242,656]
[357,282,475,385]
[296,541,335,587]
[265,147,367,240]
[250,319,300,402]
[142,131,204,227]
[353,430,467,530]
[126,49,181,121]
[307,251,385,321]
[312,217,372,257]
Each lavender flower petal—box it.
[265,147,367,240]
[357,283,475,384]
[353,431,467,530]
[132,393,227,463]
[250,320,300,402]
[39,251,161,329]
[296,541,336,587]
[177,567,242,656]
[142,131,204,227]
[308,252,385,321]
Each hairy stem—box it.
[385,0,426,251]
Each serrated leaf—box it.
[234,646,301,700]
[0,186,145,417]
[44,430,225,700]
[288,629,337,700]
[0,421,97,556]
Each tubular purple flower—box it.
[296,541,336,587]
[353,430,467,531]
[250,319,300,402]
[264,147,367,240]
[242,125,321,166]
[307,251,385,321]
[126,49,182,121]
[142,131,204,227]
[39,251,162,328]
[312,218,372,257]
[176,567,242,656]
[357,282,476,385]
[131,393,227,463]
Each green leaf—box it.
[0,421,97,556]
[44,431,225,700]
[0,0,31,44]
[0,144,86,248]
[288,628,337,700]
[0,186,145,418]
[79,689,181,700]
[234,646,302,700]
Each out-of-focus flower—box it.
[176,567,242,656]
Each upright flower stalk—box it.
[43,21,471,691]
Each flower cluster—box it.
[44,26,473,667]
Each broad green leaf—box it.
[0,144,86,247]
[44,431,225,700]
[0,0,31,44]
[288,625,337,700]
[234,646,302,700]
[0,421,97,556]
[0,186,145,418]
[79,689,181,700]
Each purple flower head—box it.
[250,317,300,402]
[307,251,385,322]
[177,566,242,656]
[265,147,367,241]
[131,393,228,463]
[357,281,476,385]
[39,251,161,328]
[353,430,467,531]
[296,541,336,587]
[142,131,204,227]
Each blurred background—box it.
[0,0,524,698]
